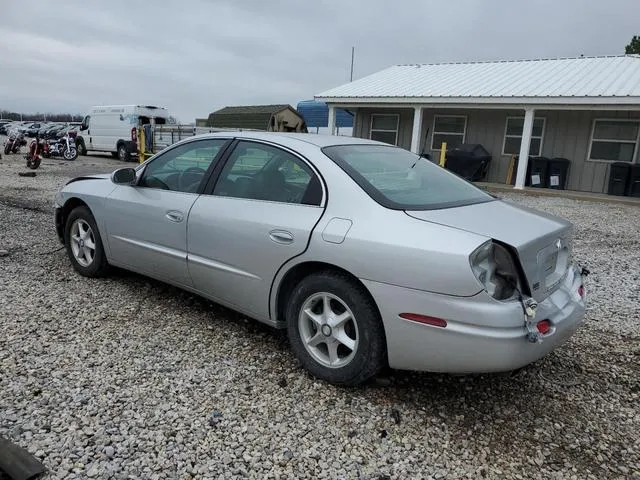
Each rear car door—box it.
[103,138,229,286]
[187,140,325,319]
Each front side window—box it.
[369,114,399,145]
[213,141,322,205]
[138,139,227,193]
[588,120,640,162]
[431,116,467,150]
[322,144,493,210]
[502,117,545,157]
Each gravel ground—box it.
[0,148,639,480]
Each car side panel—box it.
[187,196,324,320]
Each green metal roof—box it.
[207,104,292,129]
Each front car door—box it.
[103,138,230,287]
[187,140,325,320]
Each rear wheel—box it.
[286,271,386,386]
[117,143,130,162]
[64,206,110,277]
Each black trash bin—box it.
[627,164,640,197]
[525,156,549,188]
[546,157,571,190]
[607,162,631,196]
[444,143,492,181]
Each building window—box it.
[431,115,467,150]
[502,117,545,157]
[588,119,640,163]
[369,114,399,145]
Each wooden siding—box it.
[353,107,640,193]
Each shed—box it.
[207,104,308,132]
[315,55,640,195]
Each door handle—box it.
[269,229,294,244]
[165,211,184,222]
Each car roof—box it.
[187,131,391,149]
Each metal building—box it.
[315,55,640,195]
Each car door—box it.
[187,140,325,319]
[103,138,230,287]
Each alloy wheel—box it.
[298,292,359,368]
[70,219,96,267]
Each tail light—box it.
[469,240,522,300]
[536,319,551,335]
[131,127,137,142]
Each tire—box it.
[63,147,78,161]
[76,139,87,156]
[64,206,110,278]
[286,271,386,386]
[3,144,10,155]
[26,155,41,169]
[117,143,130,162]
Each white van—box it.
[77,105,170,161]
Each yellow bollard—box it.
[138,126,146,163]
[438,141,447,167]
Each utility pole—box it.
[350,46,355,82]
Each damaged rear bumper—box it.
[362,264,586,374]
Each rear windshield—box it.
[322,144,494,210]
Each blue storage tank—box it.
[296,100,353,129]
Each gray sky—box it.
[0,0,637,122]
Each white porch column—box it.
[327,105,336,135]
[514,107,535,189]
[410,106,424,154]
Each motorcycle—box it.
[43,131,78,161]
[25,133,46,169]
[3,131,27,155]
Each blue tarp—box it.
[296,100,353,128]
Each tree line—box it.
[0,110,84,122]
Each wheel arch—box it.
[58,197,110,255]
[273,260,386,336]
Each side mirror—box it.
[80,124,88,131]
[111,167,137,185]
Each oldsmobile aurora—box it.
[54,132,587,385]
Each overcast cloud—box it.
[0,0,638,121]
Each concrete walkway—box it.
[476,182,640,206]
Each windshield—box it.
[322,144,494,210]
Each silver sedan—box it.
[54,132,587,385]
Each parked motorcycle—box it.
[3,131,27,155]
[25,134,46,169]
[42,131,78,161]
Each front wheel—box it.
[286,271,386,386]
[3,144,10,155]
[26,155,41,169]
[64,206,110,277]
[76,139,87,156]
[63,147,78,161]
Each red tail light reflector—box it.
[578,285,585,297]
[400,313,447,328]
[536,319,551,335]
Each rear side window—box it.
[322,144,493,210]
[213,141,322,205]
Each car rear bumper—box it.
[362,264,586,374]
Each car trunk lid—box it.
[405,199,573,302]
